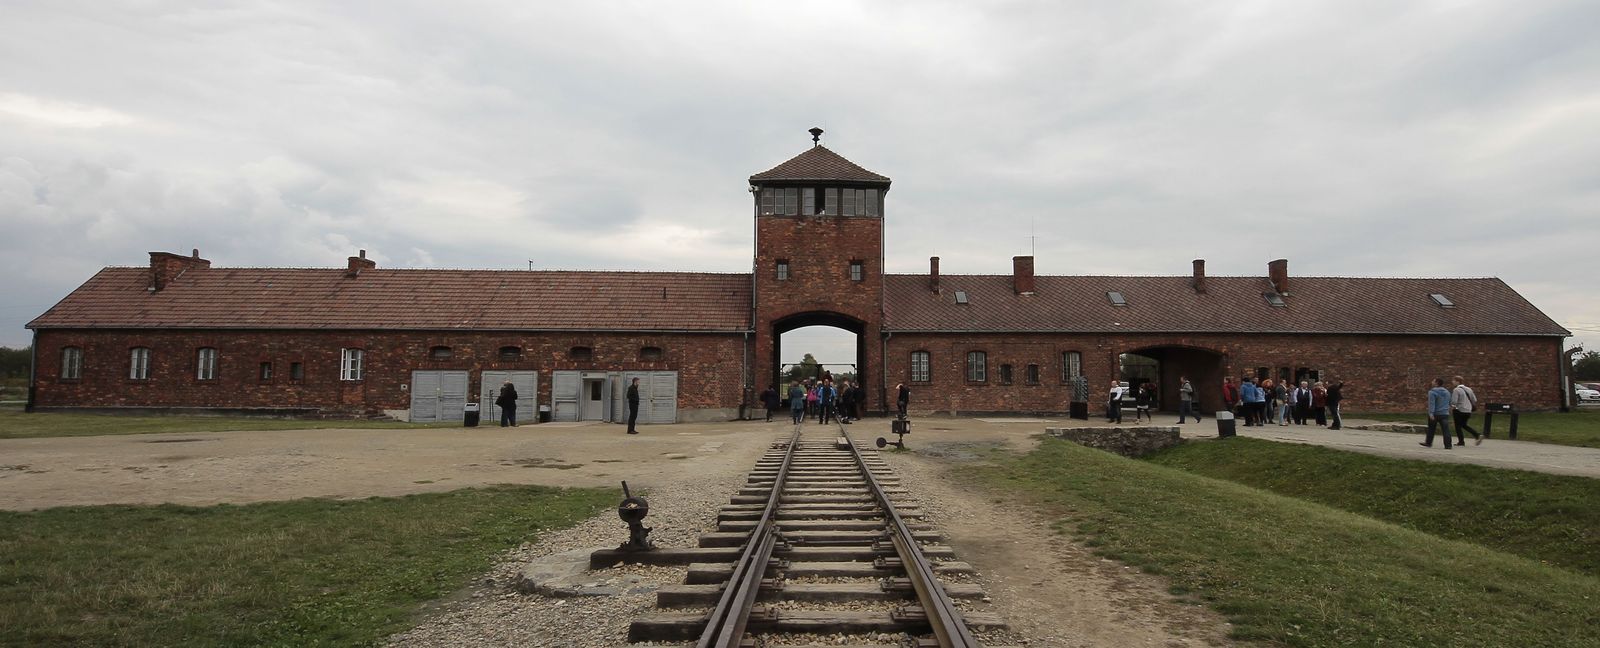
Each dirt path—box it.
[884,444,1235,647]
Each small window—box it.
[340,348,364,381]
[1264,292,1287,307]
[570,346,593,362]
[429,346,453,360]
[910,350,931,383]
[1062,351,1083,382]
[849,261,863,282]
[777,260,790,281]
[1107,291,1128,306]
[129,347,151,380]
[954,291,969,304]
[290,362,304,381]
[842,188,856,215]
[259,362,273,381]
[61,347,83,380]
[784,187,799,215]
[865,188,880,217]
[1430,293,1455,308]
[499,346,523,361]
[802,188,815,215]
[1026,364,1040,385]
[640,346,664,361]
[966,351,987,382]
[824,188,838,214]
[760,187,776,215]
[999,364,1014,385]
[196,347,218,380]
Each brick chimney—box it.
[148,248,210,292]
[1013,255,1035,295]
[1268,258,1289,294]
[1192,259,1207,294]
[346,249,376,278]
[929,256,940,293]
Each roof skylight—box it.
[1264,292,1287,307]
[954,291,969,304]
[1430,293,1455,308]
[1107,291,1127,307]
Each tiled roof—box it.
[882,275,1570,336]
[749,146,890,184]
[29,268,752,332]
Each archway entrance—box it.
[1120,346,1226,414]
[771,312,865,394]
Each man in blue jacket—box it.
[1421,378,1453,449]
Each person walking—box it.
[1135,383,1154,422]
[495,379,518,427]
[895,382,910,419]
[1422,378,1454,449]
[805,382,819,419]
[838,381,855,424]
[1451,376,1481,445]
[1106,380,1125,424]
[760,384,779,422]
[818,379,836,425]
[1327,380,1345,430]
[788,381,805,425]
[1176,376,1199,423]
[1311,381,1328,426]
[626,377,641,435]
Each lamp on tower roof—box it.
[809,127,824,146]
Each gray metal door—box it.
[647,371,678,424]
[481,371,538,424]
[552,371,580,422]
[411,370,468,423]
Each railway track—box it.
[618,421,1013,647]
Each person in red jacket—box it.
[1222,377,1240,416]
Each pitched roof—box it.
[749,145,890,184]
[29,268,752,332]
[883,274,1570,336]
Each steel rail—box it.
[695,428,800,647]
[840,426,982,647]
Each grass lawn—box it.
[973,439,1600,647]
[0,405,455,439]
[1349,408,1600,448]
[0,485,614,647]
[1146,437,1600,576]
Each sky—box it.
[2,1,1598,365]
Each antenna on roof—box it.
[527,260,533,271]
[809,127,824,146]
[1028,217,1036,256]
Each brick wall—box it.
[32,329,748,417]
[883,332,1564,414]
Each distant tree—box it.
[0,346,30,379]
[783,354,822,384]
[1574,351,1600,381]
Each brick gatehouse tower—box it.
[750,128,890,410]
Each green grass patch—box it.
[973,439,1600,647]
[1146,437,1600,576]
[1350,409,1600,448]
[0,485,613,647]
[0,408,455,440]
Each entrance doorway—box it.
[1120,346,1225,413]
[410,370,469,422]
[773,312,865,399]
[582,377,608,421]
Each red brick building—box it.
[26,136,1572,420]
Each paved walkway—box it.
[1176,418,1600,478]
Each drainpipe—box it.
[1561,343,1583,413]
[740,330,751,420]
[24,330,37,413]
[880,331,892,415]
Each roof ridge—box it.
[883,273,1505,280]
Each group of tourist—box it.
[1422,376,1481,449]
[1219,376,1345,429]
[763,376,869,426]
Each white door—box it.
[552,371,580,422]
[581,378,605,421]
[411,370,469,423]
[481,371,538,423]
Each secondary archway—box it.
[1120,345,1226,414]
[771,311,866,392]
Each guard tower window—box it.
[824,188,838,214]
[849,261,863,282]
[776,260,790,281]
[760,188,800,215]
[840,188,880,216]
[802,188,815,215]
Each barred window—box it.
[429,346,453,360]
[1062,351,1082,382]
[61,347,82,380]
[1026,364,1040,385]
[290,362,304,381]
[777,260,789,281]
[129,347,151,380]
[340,348,364,381]
[966,351,987,382]
[196,347,218,380]
[570,346,594,361]
[640,346,664,361]
[910,351,930,383]
[999,364,1013,385]
[849,261,863,282]
[259,362,274,381]
[499,346,523,361]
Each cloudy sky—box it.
[3,0,1597,364]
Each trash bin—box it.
[538,404,552,423]
[463,402,480,427]
[1215,410,1236,438]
